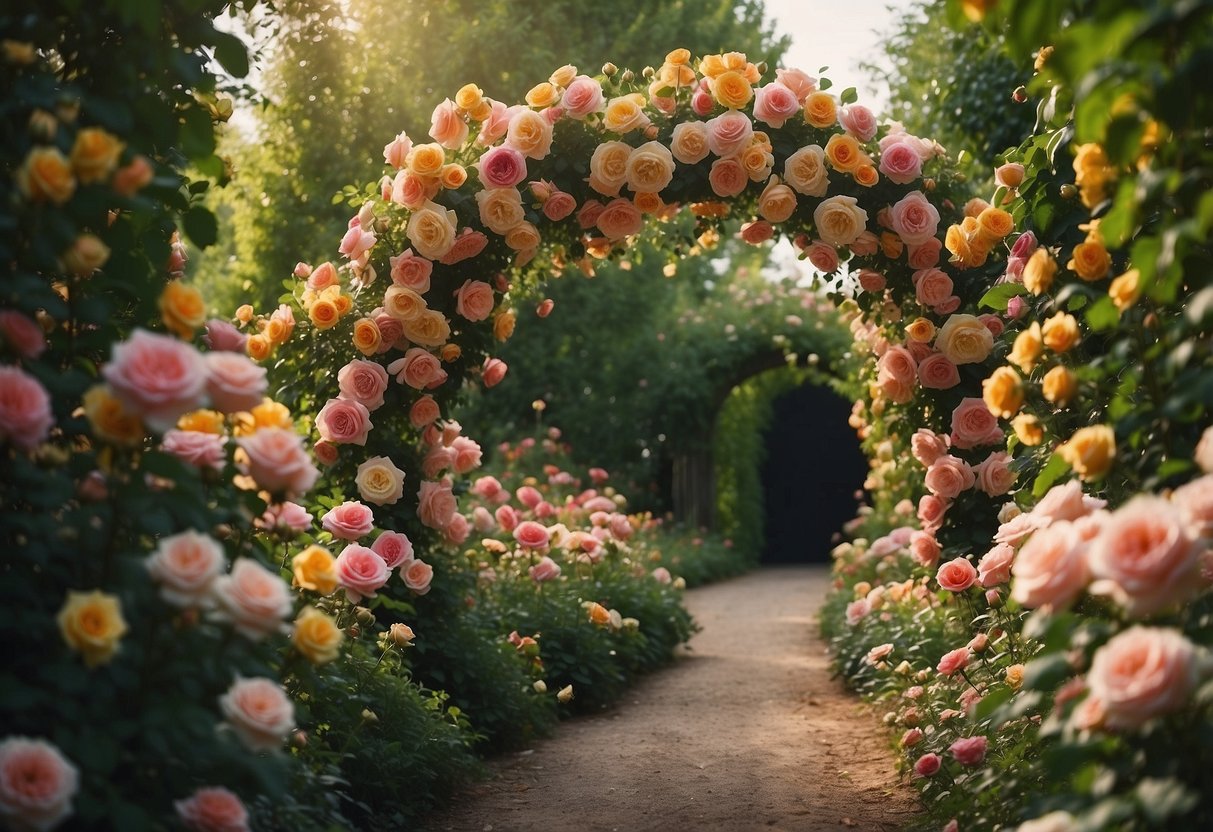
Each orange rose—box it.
[159,281,206,339]
[803,92,837,128]
[352,317,382,355]
[407,143,446,178]
[246,334,272,362]
[440,164,467,190]
[824,134,863,173]
[493,309,516,342]
[16,146,76,203]
[70,127,124,184]
[309,298,340,330]
[83,384,144,445]
[1067,240,1111,281]
[712,70,753,109]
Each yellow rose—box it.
[1022,249,1058,296]
[666,48,691,66]
[506,108,553,159]
[263,317,291,345]
[178,409,225,434]
[83,384,144,446]
[1058,424,1115,480]
[813,194,868,247]
[975,207,1014,243]
[402,309,452,348]
[669,122,709,165]
[333,294,353,316]
[292,545,338,595]
[454,83,483,111]
[803,92,837,128]
[935,314,995,365]
[441,343,462,362]
[603,94,648,133]
[475,187,526,234]
[17,146,76,203]
[944,223,973,266]
[493,309,516,342]
[308,298,340,330]
[1007,322,1043,372]
[405,199,457,260]
[982,366,1024,418]
[824,134,863,173]
[588,140,632,196]
[352,317,382,356]
[699,54,727,78]
[249,399,291,430]
[70,127,124,184]
[712,71,753,109]
[468,99,494,122]
[905,317,936,343]
[407,143,446,178]
[526,82,561,109]
[757,176,797,223]
[1041,365,1077,406]
[246,333,272,362]
[58,589,128,667]
[740,143,774,181]
[624,141,675,194]
[1067,240,1111,282]
[1041,311,1079,353]
[383,285,427,322]
[62,233,111,276]
[783,145,828,197]
[1011,413,1044,446]
[159,281,206,339]
[1109,268,1141,312]
[293,606,344,664]
[1006,664,1025,690]
[356,455,405,505]
[504,220,541,252]
[549,64,577,87]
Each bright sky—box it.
[763,0,919,114]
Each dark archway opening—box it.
[759,383,866,564]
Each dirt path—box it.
[429,566,921,831]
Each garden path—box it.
[430,566,921,831]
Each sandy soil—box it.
[428,566,921,832]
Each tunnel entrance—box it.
[758,383,866,564]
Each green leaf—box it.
[818,78,833,91]
[978,282,1028,311]
[1033,452,1070,497]
[211,31,250,79]
[840,87,857,105]
[183,206,218,249]
[1084,296,1119,332]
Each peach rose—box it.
[918,353,960,390]
[482,357,508,388]
[666,122,708,165]
[813,195,868,247]
[1086,626,1202,731]
[213,558,292,640]
[911,429,949,467]
[950,397,1004,449]
[562,75,605,118]
[937,557,978,592]
[439,228,487,265]
[705,157,745,197]
[404,199,457,261]
[383,131,413,169]
[452,279,495,323]
[409,395,440,429]
[529,555,562,582]
[705,112,753,162]
[0,737,78,832]
[236,428,320,496]
[914,268,953,307]
[919,494,948,534]
[805,241,840,273]
[103,328,208,432]
[625,141,676,193]
[219,677,295,752]
[935,314,994,365]
[506,108,554,160]
[910,531,941,567]
[936,647,970,676]
[543,191,577,221]
[925,455,976,500]
[386,348,444,390]
[418,478,457,530]
[876,346,917,404]
[1088,496,1201,616]
[857,269,886,293]
[0,366,53,451]
[161,429,226,470]
[889,191,940,246]
[596,198,643,240]
[907,238,943,269]
[403,558,434,594]
[1172,474,1213,538]
[203,352,266,415]
[587,141,631,196]
[1011,520,1090,608]
[356,456,406,506]
[974,451,1017,496]
[334,543,389,602]
[175,786,249,832]
[783,144,828,197]
[388,249,433,293]
[757,175,797,223]
[977,543,1015,587]
[449,436,482,474]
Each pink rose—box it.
[175,786,250,832]
[994,512,1048,548]
[258,501,313,534]
[213,558,292,640]
[439,229,488,265]
[514,520,550,550]
[204,352,267,414]
[476,100,513,145]
[949,736,987,766]
[321,501,375,541]
[1088,497,1201,616]
[913,753,942,777]
[542,190,577,222]
[162,429,226,470]
[889,191,940,246]
[472,506,496,532]
[901,727,924,749]
[516,486,543,509]
[850,230,879,256]
[0,366,52,451]
[918,494,948,534]
[925,455,976,500]
[418,479,457,530]
[651,567,672,585]
[937,557,978,592]
[1173,474,1213,537]
[950,398,1004,450]
[408,395,440,429]
[337,359,389,411]
[315,397,372,445]
[876,345,917,404]
[596,198,643,240]
[577,199,605,229]
[482,356,509,388]
[839,104,878,142]
[752,83,800,128]
[878,140,924,185]
[690,83,714,116]
[313,440,338,466]
[975,451,1016,496]
[403,558,434,594]
[1033,481,1103,525]
[917,353,960,390]
[495,504,519,532]
[529,555,562,582]
[911,429,948,468]
[219,677,294,752]
[477,144,527,188]
[236,428,320,495]
[774,67,817,102]
[306,261,338,292]
[740,220,774,245]
[805,241,839,273]
[561,76,605,118]
[472,475,508,503]
[907,238,943,269]
[977,543,1015,587]
[444,513,471,545]
[979,313,1005,338]
[936,647,971,676]
[0,737,78,831]
[910,531,941,567]
[1011,520,1090,608]
[846,598,871,625]
[914,269,953,307]
[589,467,609,484]
[388,249,433,293]
[856,269,886,293]
[450,436,482,474]
[334,543,389,602]
[708,158,747,197]
[203,318,247,353]
[430,98,469,148]
[146,530,226,607]
[453,279,496,322]
[371,531,414,569]
[1087,626,1201,731]
[383,131,412,168]
[707,110,754,157]
[608,513,633,540]
[388,348,447,390]
[102,328,207,431]
[0,310,47,358]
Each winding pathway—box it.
[430,566,921,831]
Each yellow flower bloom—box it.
[1041,311,1080,353]
[352,317,382,356]
[70,127,124,184]
[58,589,128,667]
[712,70,753,109]
[803,91,837,128]
[159,281,206,339]
[1109,268,1142,312]
[440,163,467,190]
[1007,323,1043,373]
[454,83,483,111]
[1067,240,1111,281]
[1011,413,1044,446]
[82,385,144,446]
[975,207,1014,243]
[1041,365,1077,406]
[1022,249,1058,296]
[246,333,272,362]
[824,134,863,174]
[493,309,516,342]
[178,409,225,434]
[292,545,338,595]
[982,366,1024,418]
[1058,425,1115,480]
[407,143,446,178]
[308,298,340,330]
[525,82,561,109]
[16,146,76,204]
[293,606,344,664]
